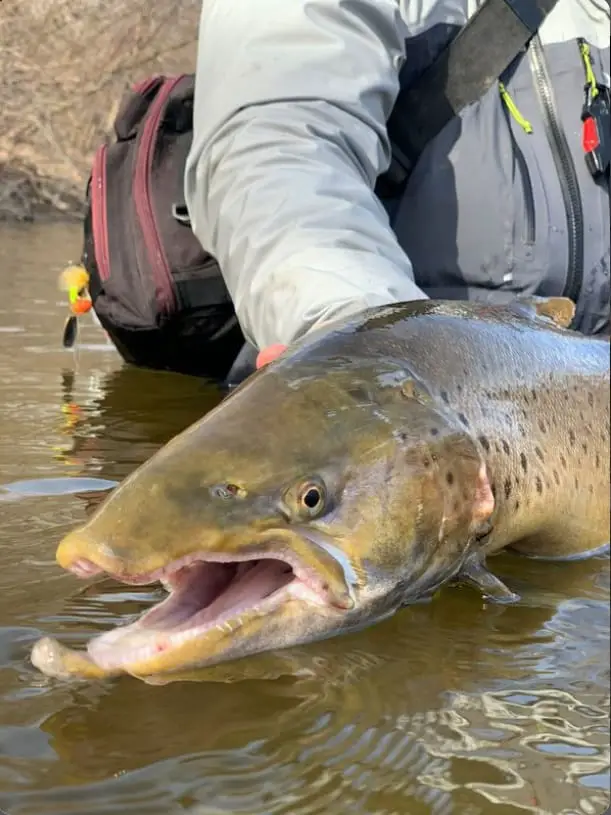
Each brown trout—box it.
[31,298,610,682]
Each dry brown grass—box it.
[0,0,200,218]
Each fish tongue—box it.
[142,562,234,630]
[192,560,294,623]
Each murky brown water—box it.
[0,222,609,815]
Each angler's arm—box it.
[184,0,427,350]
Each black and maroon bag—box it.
[81,74,245,380]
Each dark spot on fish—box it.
[560,454,567,469]
[564,392,569,401]
[348,385,370,403]
[423,457,431,468]
[579,410,585,421]
[568,429,576,446]
[502,388,510,399]
[553,469,560,485]
[535,476,543,494]
[523,393,529,405]
[596,454,601,469]
[573,385,579,392]
[478,435,491,453]
[514,499,520,512]
[535,447,545,462]
[430,427,440,437]
[531,389,538,402]
[457,413,470,428]
[501,440,511,456]
[397,431,408,442]
[440,390,450,404]
[520,452,528,473]
[446,471,455,486]
[521,408,528,419]
[582,442,588,454]
[457,384,463,394]
[574,476,579,489]
[504,478,512,499]
[588,391,594,407]
[538,419,546,433]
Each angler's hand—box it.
[255,344,288,369]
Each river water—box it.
[0,222,608,815]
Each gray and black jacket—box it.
[185,0,610,347]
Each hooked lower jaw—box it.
[39,540,353,676]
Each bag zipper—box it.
[529,35,584,304]
[91,144,111,282]
[132,76,161,95]
[133,75,185,316]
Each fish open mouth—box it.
[67,551,341,671]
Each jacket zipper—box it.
[133,75,185,315]
[91,144,111,282]
[529,35,584,304]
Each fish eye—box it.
[297,481,326,515]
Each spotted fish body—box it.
[31,298,610,682]
[360,301,610,563]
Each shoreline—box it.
[0,163,85,224]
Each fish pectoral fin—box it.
[513,296,576,330]
[457,556,521,604]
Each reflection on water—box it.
[0,223,609,815]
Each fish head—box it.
[46,350,494,680]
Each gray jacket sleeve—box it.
[184,0,428,350]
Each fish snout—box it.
[55,528,164,583]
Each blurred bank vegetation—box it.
[0,0,200,219]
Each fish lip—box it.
[65,527,356,608]
[70,540,341,601]
[86,577,301,673]
[83,534,350,674]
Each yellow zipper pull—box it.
[499,82,533,134]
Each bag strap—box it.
[381,0,559,194]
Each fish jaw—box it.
[35,528,366,680]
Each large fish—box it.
[31,298,610,682]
